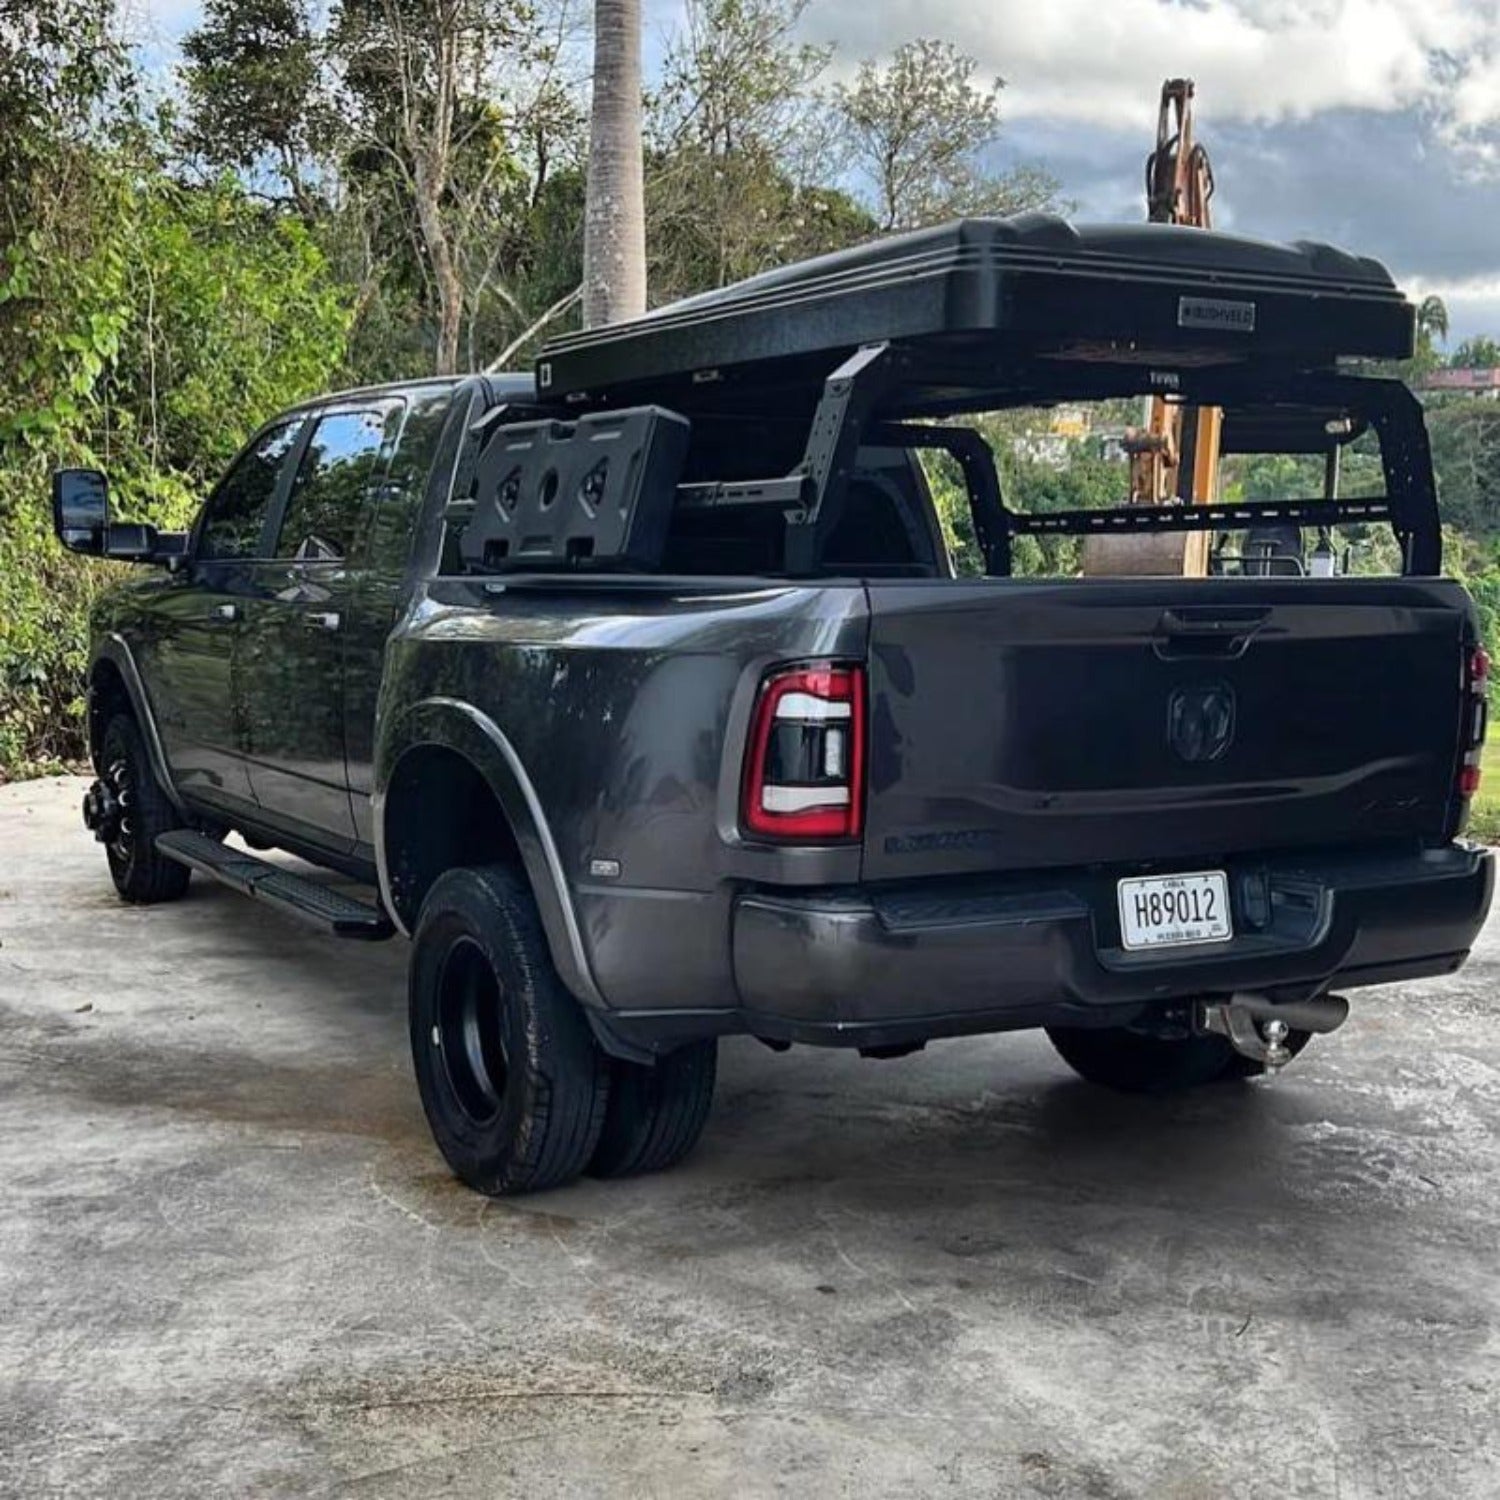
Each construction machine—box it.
[1086,79,1220,576]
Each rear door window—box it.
[198,420,302,560]
[365,391,457,573]
[275,409,391,562]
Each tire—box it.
[408,865,610,1196]
[99,713,190,904]
[589,1040,717,1179]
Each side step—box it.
[155,830,394,941]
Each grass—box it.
[1468,734,1500,843]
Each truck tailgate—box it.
[862,577,1472,881]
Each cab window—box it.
[198,420,302,560]
[276,409,391,562]
[365,391,458,573]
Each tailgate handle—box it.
[1154,607,1269,660]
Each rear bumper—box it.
[719,843,1493,1049]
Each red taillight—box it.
[1457,643,1489,805]
[742,663,866,842]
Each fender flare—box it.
[92,634,189,816]
[373,696,604,1008]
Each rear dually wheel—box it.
[408,865,610,1196]
[589,1040,717,1179]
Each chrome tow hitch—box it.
[1196,992,1350,1073]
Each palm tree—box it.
[1417,294,1450,349]
[582,0,646,328]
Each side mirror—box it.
[52,468,110,555]
[51,468,190,567]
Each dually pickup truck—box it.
[54,214,1494,1196]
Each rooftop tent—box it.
[535,213,1415,416]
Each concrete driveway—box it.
[1,776,1496,1498]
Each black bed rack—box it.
[455,340,1440,578]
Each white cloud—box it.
[805,0,1500,138]
[136,0,1500,143]
[1408,270,1500,303]
[1402,274,1500,342]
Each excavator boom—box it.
[1147,78,1215,227]
[1121,78,1221,574]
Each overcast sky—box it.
[136,0,1500,344]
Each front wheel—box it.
[409,865,610,1196]
[98,713,190,904]
[1046,1022,1311,1094]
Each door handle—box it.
[1157,607,1270,636]
[209,602,240,623]
[304,610,342,632]
[1153,606,1269,661]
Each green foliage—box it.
[1227,452,1323,500]
[1466,733,1500,843]
[1427,399,1500,539]
[648,143,874,301]
[180,0,324,208]
[1448,335,1500,369]
[922,454,983,575]
[996,441,1125,577]
[117,182,352,480]
[1441,528,1500,649]
[0,1,132,176]
[1,74,351,776]
[922,424,1125,578]
[646,0,874,300]
[1416,294,1450,346]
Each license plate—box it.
[1117,871,1232,951]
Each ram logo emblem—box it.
[1168,684,1236,763]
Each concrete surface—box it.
[1,776,1497,1499]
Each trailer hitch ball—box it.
[1259,1017,1292,1070]
[1196,992,1349,1073]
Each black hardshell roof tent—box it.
[536,214,1414,411]
[474,214,1438,577]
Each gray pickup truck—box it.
[54,215,1493,1195]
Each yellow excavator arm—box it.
[1117,79,1222,575]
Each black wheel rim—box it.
[435,937,510,1125]
[105,757,135,870]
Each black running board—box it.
[155,830,394,940]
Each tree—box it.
[0,0,131,178]
[1428,400,1500,537]
[1,3,350,773]
[1417,294,1449,348]
[1449,335,1500,370]
[180,0,326,213]
[646,0,869,299]
[833,39,1058,232]
[582,0,646,325]
[340,0,592,373]
[652,0,827,162]
[335,0,540,374]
